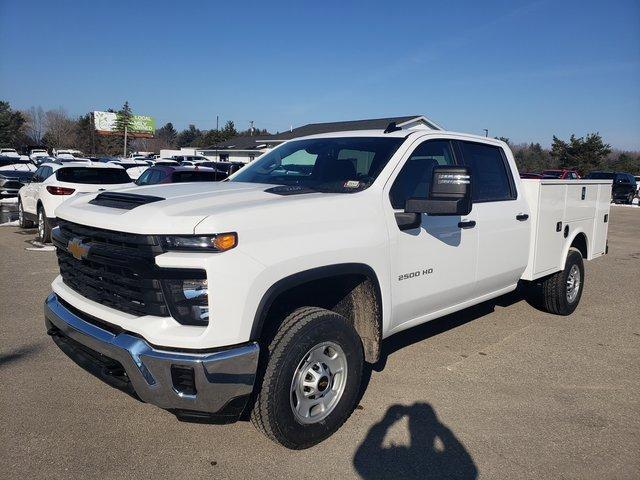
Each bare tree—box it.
[22,106,46,144]
[44,108,76,149]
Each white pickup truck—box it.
[44,128,611,449]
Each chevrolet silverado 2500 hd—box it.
[44,129,611,449]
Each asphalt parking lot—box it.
[1,206,638,480]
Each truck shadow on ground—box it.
[372,289,524,373]
[353,402,478,480]
[0,341,47,369]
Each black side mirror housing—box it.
[405,166,472,216]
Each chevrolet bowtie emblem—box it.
[68,237,90,261]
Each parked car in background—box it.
[520,172,544,179]
[0,148,20,158]
[54,149,84,158]
[541,169,580,179]
[172,155,209,164]
[93,157,149,180]
[0,155,37,172]
[32,155,55,166]
[29,149,49,161]
[634,176,640,194]
[584,171,637,204]
[151,159,180,166]
[134,166,222,185]
[194,161,245,178]
[0,170,34,198]
[18,162,134,241]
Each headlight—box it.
[160,233,237,252]
[162,278,209,326]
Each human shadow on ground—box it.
[353,403,478,480]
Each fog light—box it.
[163,278,209,326]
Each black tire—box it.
[250,307,364,449]
[540,249,584,315]
[37,206,51,243]
[18,199,34,228]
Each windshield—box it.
[56,167,132,184]
[229,137,404,192]
[585,172,615,180]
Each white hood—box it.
[54,181,331,234]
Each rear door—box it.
[456,141,530,297]
[385,138,479,331]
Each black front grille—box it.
[54,219,169,317]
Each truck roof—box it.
[291,128,507,146]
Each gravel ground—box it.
[1,206,638,480]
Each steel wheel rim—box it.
[566,264,581,303]
[290,341,348,424]
[38,211,44,239]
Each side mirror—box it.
[405,166,472,216]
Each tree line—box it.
[1,99,638,174]
[0,100,267,157]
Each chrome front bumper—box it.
[44,293,259,421]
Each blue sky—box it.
[1,0,639,149]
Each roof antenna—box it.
[384,122,402,133]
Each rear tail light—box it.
[46,186,75,195]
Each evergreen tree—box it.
[0,101,26,147]
[114,101,134,134]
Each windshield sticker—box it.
[344,180,360,189]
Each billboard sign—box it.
[93,111,155,137]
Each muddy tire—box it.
[250,307,363,449]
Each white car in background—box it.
[96,157,150,180]
[0,148,21,158]
[18,162,135,242]
[30,149,49,161]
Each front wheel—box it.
[251,307,364,449]
[539,249,585,315]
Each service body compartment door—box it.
[591,183,612,257]
[531,183,566,277]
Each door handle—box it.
[516,213,529,221]
[458,220,476,229]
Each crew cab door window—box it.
[458,141,515,202]
[389,140,456,209]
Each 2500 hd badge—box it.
[398,268,434,281]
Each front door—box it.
[385,139,479,333]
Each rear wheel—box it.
[37,206,52,243]
[539,249,584,315]
[18,199,34,228]
[250,307,363,449]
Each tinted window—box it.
[459,142,514,202]
[231,137,404,193]
[56,168,132,184]
[172,171,217,182]
[585,172,614,180]
[42,166,53,179]
[136,169,167,185]
[389,140,456,209]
